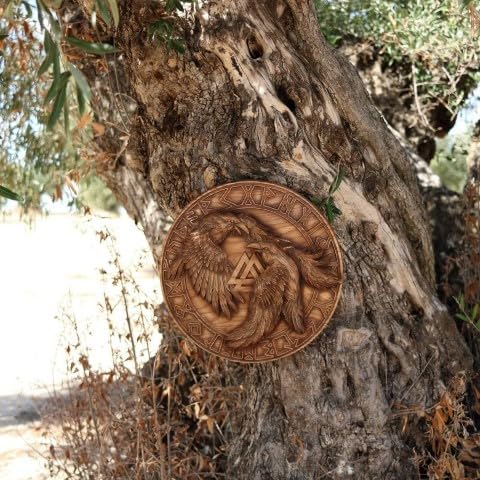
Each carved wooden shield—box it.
[161,181,343,362]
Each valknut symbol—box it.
[161,181,343,363]
[227,252,265,293]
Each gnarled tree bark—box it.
[75,0,472,477]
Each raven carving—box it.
[226,242,305,349]
[169,211,341,349]
[168,213,248,317]
[236,212,341,290]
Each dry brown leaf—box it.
[76,113,92,130]
[92,122,106,136]
[53,184,63,201]
[432,408,447,433]
[446,455,464,480]
[181,339,191,357]
[468,4,480,35]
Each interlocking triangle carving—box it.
[227,252,265,292]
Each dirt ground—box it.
[0,211,160,479]
[0,395,49,480]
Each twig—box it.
[167,335,173,480]
[151,350,167,479]
[411,63,434,132]
[397,352,435,404]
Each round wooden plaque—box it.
[161,181,343,362]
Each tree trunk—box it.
[82,0,473,477]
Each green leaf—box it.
[45,31,55,54]
[69,64,91,101]
[328,167,345,195]
[45,71,70,104]
[331,203,342,216]
[96,0,112,26]
[66,36,118,55]
[76,84,86,115]
[0,185,23,202]
[63,94,70,136]
[167,38,185,53]
[53,47,60,78]
[166,0,184,11]
[38,32,59,76]
[22,1,33,17]
[325,199,335,224]
[49,17,61,37]
[37,0,61,36]
[47,81,68,130]
[148,19,173,39]
[38,53,53,76]
[475,318,480,331]
[106,0,120,27]
[471,304,479,321]
[321,197,342,224]
[455,313,469,322]
[309,197,325,211]
[454,294,465,311]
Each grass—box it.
[39,228,243,479]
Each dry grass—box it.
[400,159,480,479]
[442,159,480,347]
[420,376,473,479]
[394,373,480,479]
[40,230,242,479]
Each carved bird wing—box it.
[226,264,288,349]
[169,234,240,318]
[235,213,341,289]
[288,245,341,289]
[282,273,305,334]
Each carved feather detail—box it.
[226,264,288,349]
[168,213,244,317]
[236,213,341,289]
[288,247,341,288]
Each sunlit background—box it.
[0,206,161,479]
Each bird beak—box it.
[235,223,250,235]
[246,242,262,252]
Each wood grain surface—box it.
[161,181,343,362]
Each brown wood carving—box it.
[161,181,343,362]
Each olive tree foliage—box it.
[0,0,478,209]
[314,0,480,191]
[0,3,69,206]
[316,0,480,123]
[0,0,103,209]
